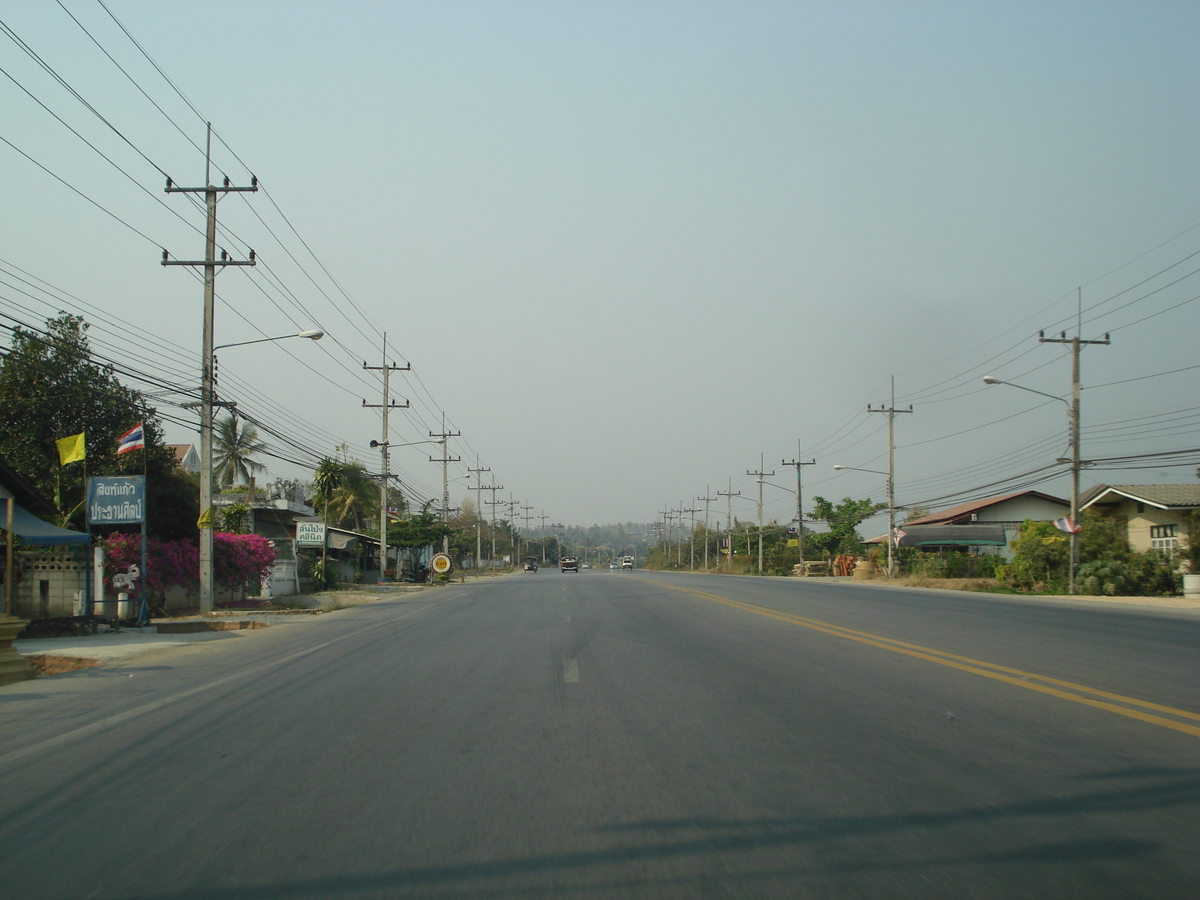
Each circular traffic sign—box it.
[430,553,453,575]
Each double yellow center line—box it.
[654,580,1200,739]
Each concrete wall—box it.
[12,550,88,619]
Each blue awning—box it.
[3,502,91,545]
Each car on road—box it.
[560,556,579,573]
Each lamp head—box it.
[982,375,1001,385]
[833,465,847,471]
[298,329,324,340]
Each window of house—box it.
[1150,524,1178,556]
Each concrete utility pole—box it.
[363,334,410,581]
[521,504,535,561]
[538,512,550,563]
[682,505,699,569]
[429,414,461,553]
[507,496,520,563]
[468,458,491,570]
[697,487,717,571]
[718,478,741,573]
[747,455,775,574]
[782,444,815,575]
[1039,294,1110,595]
[484,486,504,568]
[867,378,913,578]
[162,123,257,615]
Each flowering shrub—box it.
[213,532,276,587]
[101,533,276,593]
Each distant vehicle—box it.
[609,562,619,570]
[620,556,634,569]
[523,557,539,573]
[560,556,579,573]
[581,563,590,569]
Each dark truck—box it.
[560,556,579,573]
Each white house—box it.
[167,444,201,476]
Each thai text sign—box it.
[296,521,326,546]
[87,476,146,524]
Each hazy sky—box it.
[2,1,1198,533]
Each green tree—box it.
[325,460,376,531]
[311,456,345,584]
[0,313,194,534]
[213,414,267,489]
[1001,520,1069,591]
[311,457,344,515]
[219,501,251,534]
[806,496,886,559]
[388,500,454,556]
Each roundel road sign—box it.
[430,553,453,575]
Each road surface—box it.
[1,570,1197,898]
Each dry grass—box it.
[901,576,1005,593]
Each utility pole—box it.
[782,444,815,575]
[675,503,686,568]
[682,505,699,569]
[538,512,550,563]
[697,487,717,571]
[521,504,535,561]
[1040,290,1110,595]
[467,457,491,570]
[507,496,520,563]
[429,414,461,553]
[718,478,741,573]
[162,123,257,615]
[484,486,504,568]
[363,334,410,581]
[867,378,913,578]
[747,454,774,574]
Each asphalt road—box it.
[1,570,1197,899]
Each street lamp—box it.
[213,329,324,351]
[198,328,323,614]
[982,374,1081,594]
[833,464,896,578]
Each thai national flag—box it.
[1053,516,1081,534]
[116,423,145,455]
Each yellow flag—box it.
[56,432,85,465]
[197,506,215,529]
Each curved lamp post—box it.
[198,328,323,613]
[833,464,895,578]
[982,374,1080,594]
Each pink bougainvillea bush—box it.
[212,532,276,588]
[102,533,276,594]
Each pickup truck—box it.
[620,556,634,569]
[560,556,579,573]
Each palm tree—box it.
[213,414,267,489]
[326,460,376,531]
[312,456,345,584]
